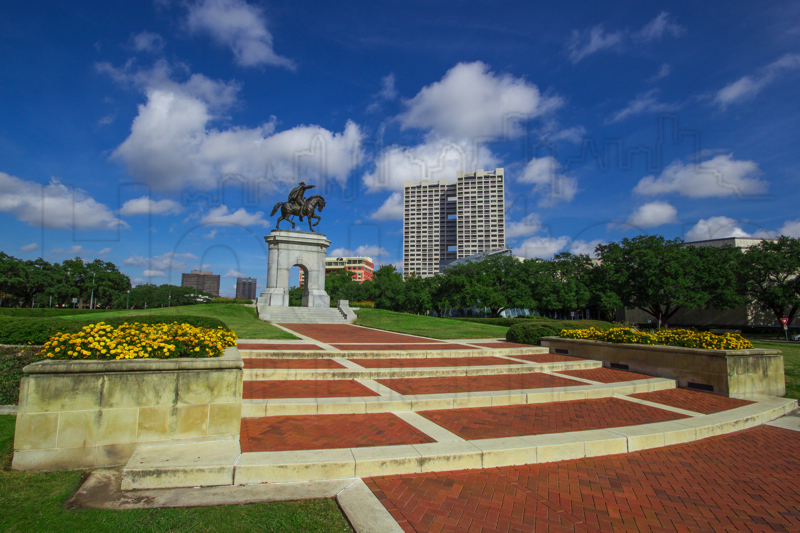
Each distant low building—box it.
[181,270,220,297]
[300,256,375,286]
[236,277,257,300]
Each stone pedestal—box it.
[257,230,331,311]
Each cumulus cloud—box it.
[130,31,164,53]
[204,229,219,239]
[685,216,754,242]
[634,154,768,198]
[199,205,270,227]
[223,268,245,278]
[607,89,679,123]
[119,196,183,215]
[185,0,294,69]
[506,213,542,239]
[143,269,166,277]
[21,243,38,252]
[398,62,561,140]
[370,192,404,220]
[779,219,800,238]
[98,248,112,255]
[518,156,577,206]
[569,239,604,257]
[124,252,198,271]
[328,245,389,258]
[513,235,570,259]
[51,246,86,256]
[626,201,678,228]
[567,12,685,63]
[100,60,362,191]
[0,172,126,230]
[714,53,800,108]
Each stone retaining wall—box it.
[12,347,243,471]
[541,337,784,398]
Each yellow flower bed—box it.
[559,327,753,350]
[42,322,237,360]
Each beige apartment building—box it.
[403,168,506,277]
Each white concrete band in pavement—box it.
[614,394,704,417]
[392,411,465,442]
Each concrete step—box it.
[238,347,551,359]
[120,396,798,489]
[241,377,677,417]
[243,359,602,380]
[258,307,351,324]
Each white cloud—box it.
[378,73,397,101]
[633,12,686,42]
[779,219,800,238]
[204,229,219,239]
[634,154,768,198]
[607,89,678,123]
[119,196,183,215]
[185,0,294,69]
[328,245,389,258]
[124,252,198,271]
[0,172,125,231]
[518,156,577,206]
[199,205,270,227]
[143,269,167,277]
[536,123,586,144]
[21,243,38,252]
[398,61,561,140]
[130,31,164,53]
[363,140,498,192]
[626,201,678,228]
[100,61,361,191]
[714,53,800,108]
[98,112,117,126]
[98,248,112,255]
[685,216,753,242]
[51,246,86,256]
[569,239,604,257]
[567,13,684,63]
[370,192,404,220]
[131,278,147,286]
[506,213,542,239]
[648,63,672,82]
[223,268,245,278]
[513,235,570,259]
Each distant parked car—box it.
[791,333,800,341]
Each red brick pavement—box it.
[351,357,524,368]
[243,358,347,369]
[240,413,435,452]
[472,342,533,349]
[237,343,323,351]
[630,388,754,414]
[279,324,439,343]
[514,353,586,363]
[332,343,474,351]
[366,425,800,532]
[377,373,585,396]
[558,367,653,383]
[243,379,379,399]
[419,397,688,440]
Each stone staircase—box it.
[257,306,350,324]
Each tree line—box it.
[318,235,800,327]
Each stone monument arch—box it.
[258,230,330,309]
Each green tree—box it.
[403,274,434,314]
[288,286,303,307]
[737,236,800,326]
[325,269,357,302]
[0,252,29,305]
[372,265,405,311]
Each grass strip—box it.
[354,308,509,339]
[0,416,352,532]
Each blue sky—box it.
[2,0,800,295]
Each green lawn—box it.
[0,415,352,533]
[354,308,510,339]
[56,304,297,340]
[751,340,800,401]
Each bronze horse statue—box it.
[270,195,326,232]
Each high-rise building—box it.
[235,277,257,300]
[403,168,506,277]
[300,256,374,285]
[181,270,220,296]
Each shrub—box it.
[559,327,753,350]
[41,321,237,360]
[506,322,560,345]
[0,314,229,345]
[210,298,253,304]
[0,346,45,405]
[453,317,533,327]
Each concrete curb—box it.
[0,405,18,415]
[337,479,405,533]
[241,377,676,417]
[239,346,549,359]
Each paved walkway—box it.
[366,423,800,532]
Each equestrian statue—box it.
[270,182,326,232]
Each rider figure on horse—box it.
[288,182,315,221]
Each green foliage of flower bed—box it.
[452,317,536,327]
[560,327,754,350]
[505,320,616,345]
[0,315,229,345]
[0,346,45,405]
